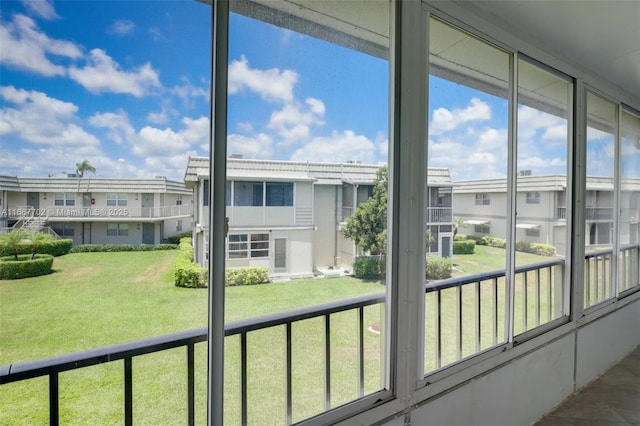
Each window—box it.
[475,224,490,234]
[107,223,128,236]
[526,192,540,204]
[265,182,293,206]
[176,195,182,206]
[202,179,210,207]
[176,220,183,232]
[107,193,127,206]
[54,193,75,206]
[526,228,540,237]
[475,193,490,205]
[227,233,269,258]
[234,182,262,206]
[52,223,75,237]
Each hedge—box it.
[353,255,385,279]
[458,235,555,257]
[70,243,177,253]
[0,254,54,279]
[226,267,270,286]
[0,239,72,257]
[165,232,192,245]
[426,256,452,280]
[172,238,207,288]
[453,239,475,254]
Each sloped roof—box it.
[0,175,20,191]
[4,176,190,194]
[453,175,640,193]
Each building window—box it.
[526,228,540,237]
[227,233,269,258]
[526,192,540,204]
[176,220,183,232]
[475,224,490,234]
[52,223,75,237]
[54,193,75,206]
[107,193,127,207]
[107,223,128,236]
[234,182,263,206]
[176,195,183,206]
[203,179,209,207]
[475,193,490,205]
[266,182,293,206]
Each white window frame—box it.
[475,193,490,205]
[107,193,128,207]
[107,223,128,236]
[54,193,75,206]
[526,191,541,204]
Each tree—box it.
[343,166,388,255]
[75,160,96,192]
[29,232,52,259]
[0,229,28,261]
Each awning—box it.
[463,219,490,225]
[516,223,541,230]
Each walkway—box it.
[535,346,640,425]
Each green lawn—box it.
[0,247,564,425]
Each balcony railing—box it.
[8,205,193,220]
[427,207,452,224]
[584,244,640,308]
[556,206,615,221]
[4,251,638,424]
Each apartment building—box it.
[454,174,640,255]
[0,174,192,245]
[184,156,453,277]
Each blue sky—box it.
[1,0,575,182]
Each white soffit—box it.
[468,0,640,102]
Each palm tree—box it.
[29,232,52,259]
[75,160,96,192]
[1,229,28,261]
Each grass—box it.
[0,247,565,424]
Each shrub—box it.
[453,239,475,254]
[172,237,207,288]
[528,243,555,256]
[426,256,452,281]
[485,237,506,249]
[353,255,385,279]
[0,238,72,257]
[166,232,192,245]
[0,254,54,279]
[225,267,270,286]
[70,243,177,253]
[466,235,486,245]
[453,233,468,241]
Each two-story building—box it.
[0,174,192,245]
[453,174,640,255]
[184,157,453,277]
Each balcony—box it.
[427,206,452,224]
[556,206,615,221]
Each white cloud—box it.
[228,55,298,103]
[227,133,274,159]
[268,98,325,145]
[89,109,136,145]
[170,77,209,106]
[0,14,82,76]
[0,86,100,146]
[290,130,376,163]
[180,117,209,145]
[517,156,566,169]
[68,48,161,97]
[430,98,491,136]
[21,0,59,20]
[107,19,135,36]
[477,128,507,151]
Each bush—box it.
[172,237,207,288]
[485,237,506,249]
[0,239,72,257]
[225,267,270,286]
[453,239,475,254]
[0,254,54,279]
[426,256,452,281]
[528,243,555,256]
[165,232,192,245]
[70,243,177,253]
[453,233,468,241]
[353,255,385,279]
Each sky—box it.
[1,0,581,182]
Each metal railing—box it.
[1,293,385,426]
[584,244,640,307]
[426,207,452,224]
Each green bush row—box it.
[453,239,476,254]
[226,267,270,286]
[165,232,193,245]
[70,243,177,253]
[353,256,386,279]
[172,238,207,288]
[0,254,54,280]
[426,256,452,280]
[460,235,555,256]
[0,239,72,257]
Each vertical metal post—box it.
[125,357,133,426]
[241,333,248,426]
[324,314,331,411]
[506,54,518,343]
[358,307,365,398]
[535,269,541,327]
[188,344,195,426]
[475,281,481,353]
[522,272,528,332]
[285,325,292,425]
[492,278,498,345]
[208,1,229,425]
[49,372,59,426]
[435,291,442,369]
[456,285,462,360]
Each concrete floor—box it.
[534,346,640,426]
